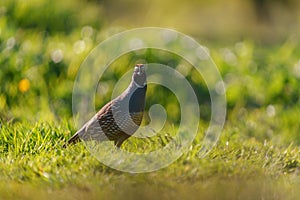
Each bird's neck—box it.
[118,81,147,113]
[133,80,146,88]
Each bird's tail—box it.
[63,122,86,148]
[63,133,80,148]
[63,124,87,148]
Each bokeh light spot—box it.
[51,49,63,63]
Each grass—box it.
[1,0,300,199]
[0,120,299,199]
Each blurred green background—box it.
[1,0,300,144]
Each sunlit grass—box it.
[1,0,300,199]
[0,120,299,199]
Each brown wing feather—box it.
[64,98,145,148]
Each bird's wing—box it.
[79,115,108,141]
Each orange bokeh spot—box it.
[19,78,30,93]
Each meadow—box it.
[0,0,300,199]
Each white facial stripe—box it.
[133,80,146,88]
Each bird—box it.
[64,64,147,148]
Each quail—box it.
[65,64,147,148]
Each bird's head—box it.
[132,64,146,87]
